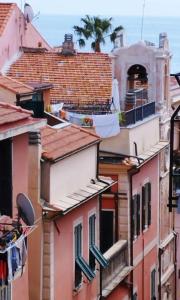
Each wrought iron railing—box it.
[121,101,156,126]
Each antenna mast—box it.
[140,0,146,40]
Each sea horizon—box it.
[33,14,180,72]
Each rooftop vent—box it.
[61,34,75,56]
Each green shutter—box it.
[76,256,95,281]
[90,244,108,268]
[132,196,135,239]
[147,182,151,226]
[142,186,146,230]
[137,194,141,235]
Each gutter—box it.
[100,150,144,166]
[128,166,140,299]
[43,140,101,164]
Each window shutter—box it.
[147,182,151,226]
[142,186,146,230]
[137,194,141,235]
[132,196,135,239]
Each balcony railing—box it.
[121,101,156,127]
[102,240,132,297]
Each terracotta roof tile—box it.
[0,102,45,135]
[0,75,33,94]
[0,102,32,126]
[41,124,100,161]
[8,51,112,104]
[0,3,16,36]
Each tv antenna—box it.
[140,0,146,40]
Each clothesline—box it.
[0,225,37,254]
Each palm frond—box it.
[73,15,124,52]
[78,38,86,48]
[110,25,124,42]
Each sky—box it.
[2,0,180,17]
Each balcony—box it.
[120,101,156,127]
[101,240,133,297]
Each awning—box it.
[42,176,116,214]
[131,141,169,166]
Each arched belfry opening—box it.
[125,64,148,110]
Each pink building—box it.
[0,3,51,72]
[3,11,176,298]
[39,124,115,300]
[0,102,45,300]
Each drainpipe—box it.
[128,167,140,299]
[99,193,103,299]
[174,233,177,300]
[158,248,162,300]
[96,142,103,299]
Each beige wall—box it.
[41,145,97,205]
[50,146,97,202]
[0,86,16,104]
[100,115,159,156]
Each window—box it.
[0,139,12,217]
[151,269,156,300]
[132,194,140,239]
[100,210,114,253]
[0,284,11,300]
[89,214,108,269]
[89,214,96,270]
[74,223,94,288]
[142,182,151,230]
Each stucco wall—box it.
[54,197,99,300]
[0,5,51,70]
[132,156,159,300]
[100,115,159,156]
[0,86,16,104]
[12,133,29,300]
[133,247,157,300]
[49,145,97,203]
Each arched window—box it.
[126,64,148,106]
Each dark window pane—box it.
[0,139,12,217]
[101,210,114,253]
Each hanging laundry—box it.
[92,113,120,138]
[0,228,28,284]
[0,253,8,286]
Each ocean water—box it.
[33,15,180,73]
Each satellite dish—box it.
[16,193,35,226]
[24,3,34,23]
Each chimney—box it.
[114,29,126,49]
[61,34,75,55]
[159,32,169,50]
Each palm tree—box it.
[73,15,123,52]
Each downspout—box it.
[99,194,103,299]
[174,232,177,300]
[97,142,103,298]
[128,166,140,299]
[158,249,162,300]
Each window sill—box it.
[73,283,83,295]
[143,225,149,233]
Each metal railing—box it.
[121,101,156,126]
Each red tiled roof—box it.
[0,102,46,137]
[41,124,100,161]
[0,3,16,36]
[0,75,33,94]
[8,51,112,104]
[0,102,31,125]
